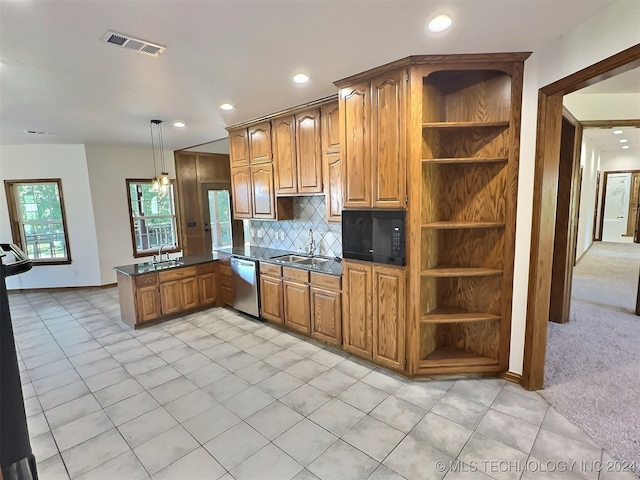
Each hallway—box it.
[542,241,640,469]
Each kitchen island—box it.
[114,254,220,329]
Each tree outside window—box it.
[4,179,71,264]
[126,180,179,257]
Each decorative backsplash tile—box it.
[248,196,342,258]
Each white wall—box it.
[508,0,640,374]
[0,145,102,289]
[563,93,640,120]
[600,147,640,172]
[84,145,178,285]
[183,138,229,154]
[575,137,601,259]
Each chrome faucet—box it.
[307,229,316,256]
[155,244,173,263]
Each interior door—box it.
[201,183,234,252]
[626,172,640,237]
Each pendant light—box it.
[150,119,170,194]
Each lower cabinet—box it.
[310,286,342,346]
[160,281,183,315]
[259,264,284,324]
[217,254,233,306]
[283,280,311,335]
[342,260,406,370]
[135,285,161,323]
[199,273,217,306]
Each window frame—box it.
[126,178,181,258]
[4,178,72,266]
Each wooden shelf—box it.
[422,121,509,129]
[421,307,500,323]
[421,267,503,277]
[422,221,505,229]
[421,347,499,367]
[422,157,508,164]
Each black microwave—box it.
[342,209,406,266]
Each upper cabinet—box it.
[248,122,272,164]
[338,69,407,209]
[321,101,340,154]
[322,101,342,223]
[272,115,297,195]
[229,129,250,167]
[295,108,323,194]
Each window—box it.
[127,179,179,257]
[4,179,71,265]
[206,189,233,249]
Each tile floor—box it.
[8,288,638,480]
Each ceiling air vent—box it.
[101,31,166,57]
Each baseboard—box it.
[499,371,522,384]
[8,283,117,294]
[575,241,594,265]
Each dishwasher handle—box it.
[231,257,255,268]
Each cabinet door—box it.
[136,285,161,323]
[372,266,406,370]
[199,273,217,306]
[229,128,250,167]
[296,108,323,193]
[248,122,272,164]
[371,70,406,208]
[251,164,276,219]
[272,115,297,194]
[160,281,182,315]
[260,275,283,324]
[321,101,340,153]
[181,277,200,310]
[283,280,311,334]
[231,166,252,219]
[340,82,371,208]
[342,261,372,358]
[311,287,341,346]
[325,152,342,223]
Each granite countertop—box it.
[214,246,343,276]
[113,253,220,276]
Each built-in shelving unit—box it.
[414,62,526,374]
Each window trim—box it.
[126,178,181,259]
[4,178,72,266]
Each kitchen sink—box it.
[271,254,309,262]
[294,257,331,267]
[152,259,183,268]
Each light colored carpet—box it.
[540,241,640,469]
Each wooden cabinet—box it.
[199,273,217,306]
[341,82,371,208]
[283,280,311,334]
[259,262,283,324]
[251,164,276,218]
[325,152,342,223]
[135,285,161,323]
[296,108,323,193]
[231,166,252,219]
[217,253,233,307]
[230,129,250,167]
[248,122,272,164]
[343,260,405,369]
[180,277,200,310]
[321,101,340,153]
[273,115,297,195]
[310,271,342,346]
[160,281,182,315]
[372,266,405,370]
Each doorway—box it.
[598,170,640,243]
[202,183,233,251]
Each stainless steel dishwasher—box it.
[230,256,260,317]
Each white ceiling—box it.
[582,126,640,151]
[0,0,618,150]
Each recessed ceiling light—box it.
[173,122,185,128]
[220,103,234,111]
[622,145,630,149]
[292,73,309,84]
[619,139,628,143]
[613,129,623,134]
[427,14,452,33]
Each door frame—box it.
[521,44,640,391]
[598,170,640,242]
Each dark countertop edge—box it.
[114,254,220,277]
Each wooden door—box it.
[342,261,372,358]
[231,166,252,219]
[180,277,200,310]
[160,281,182,315]
[260,275,283,324]
[199,273,217,306]
[310,287,341,346]
[371,70,406,208]
[372,266,405,370]
[341,82,371,208]
[135,285,161,323]
[251,164,276,219]
[283,280,311,334]
[325,152,342,223]
[321,101,340,153]
[296,108,323,193]
[273,115,297,194]
[626,172,640,237]
[593,171,601,241]
[229,128,250,167]
[248,122,272,164]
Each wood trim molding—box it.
[581,119,640,129]
[7,283,117,294]
[522,44,640,391]
[575,241,594,265]
[499,371,522,384]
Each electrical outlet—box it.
[250,228,255,237]
[280,231,285,240]
[257,229,263,238]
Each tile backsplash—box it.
[248,196,342,257]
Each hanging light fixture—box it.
[150,119,170,194]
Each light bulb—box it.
[220,103,234,111]
[161,173,170,185]
[293,73,309,84]
[152,178,161,192]
[619,139,628,143]
[622,145,630,149]
[174,122,185,128]
[613,129,623,135]
[427,14,452,33]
